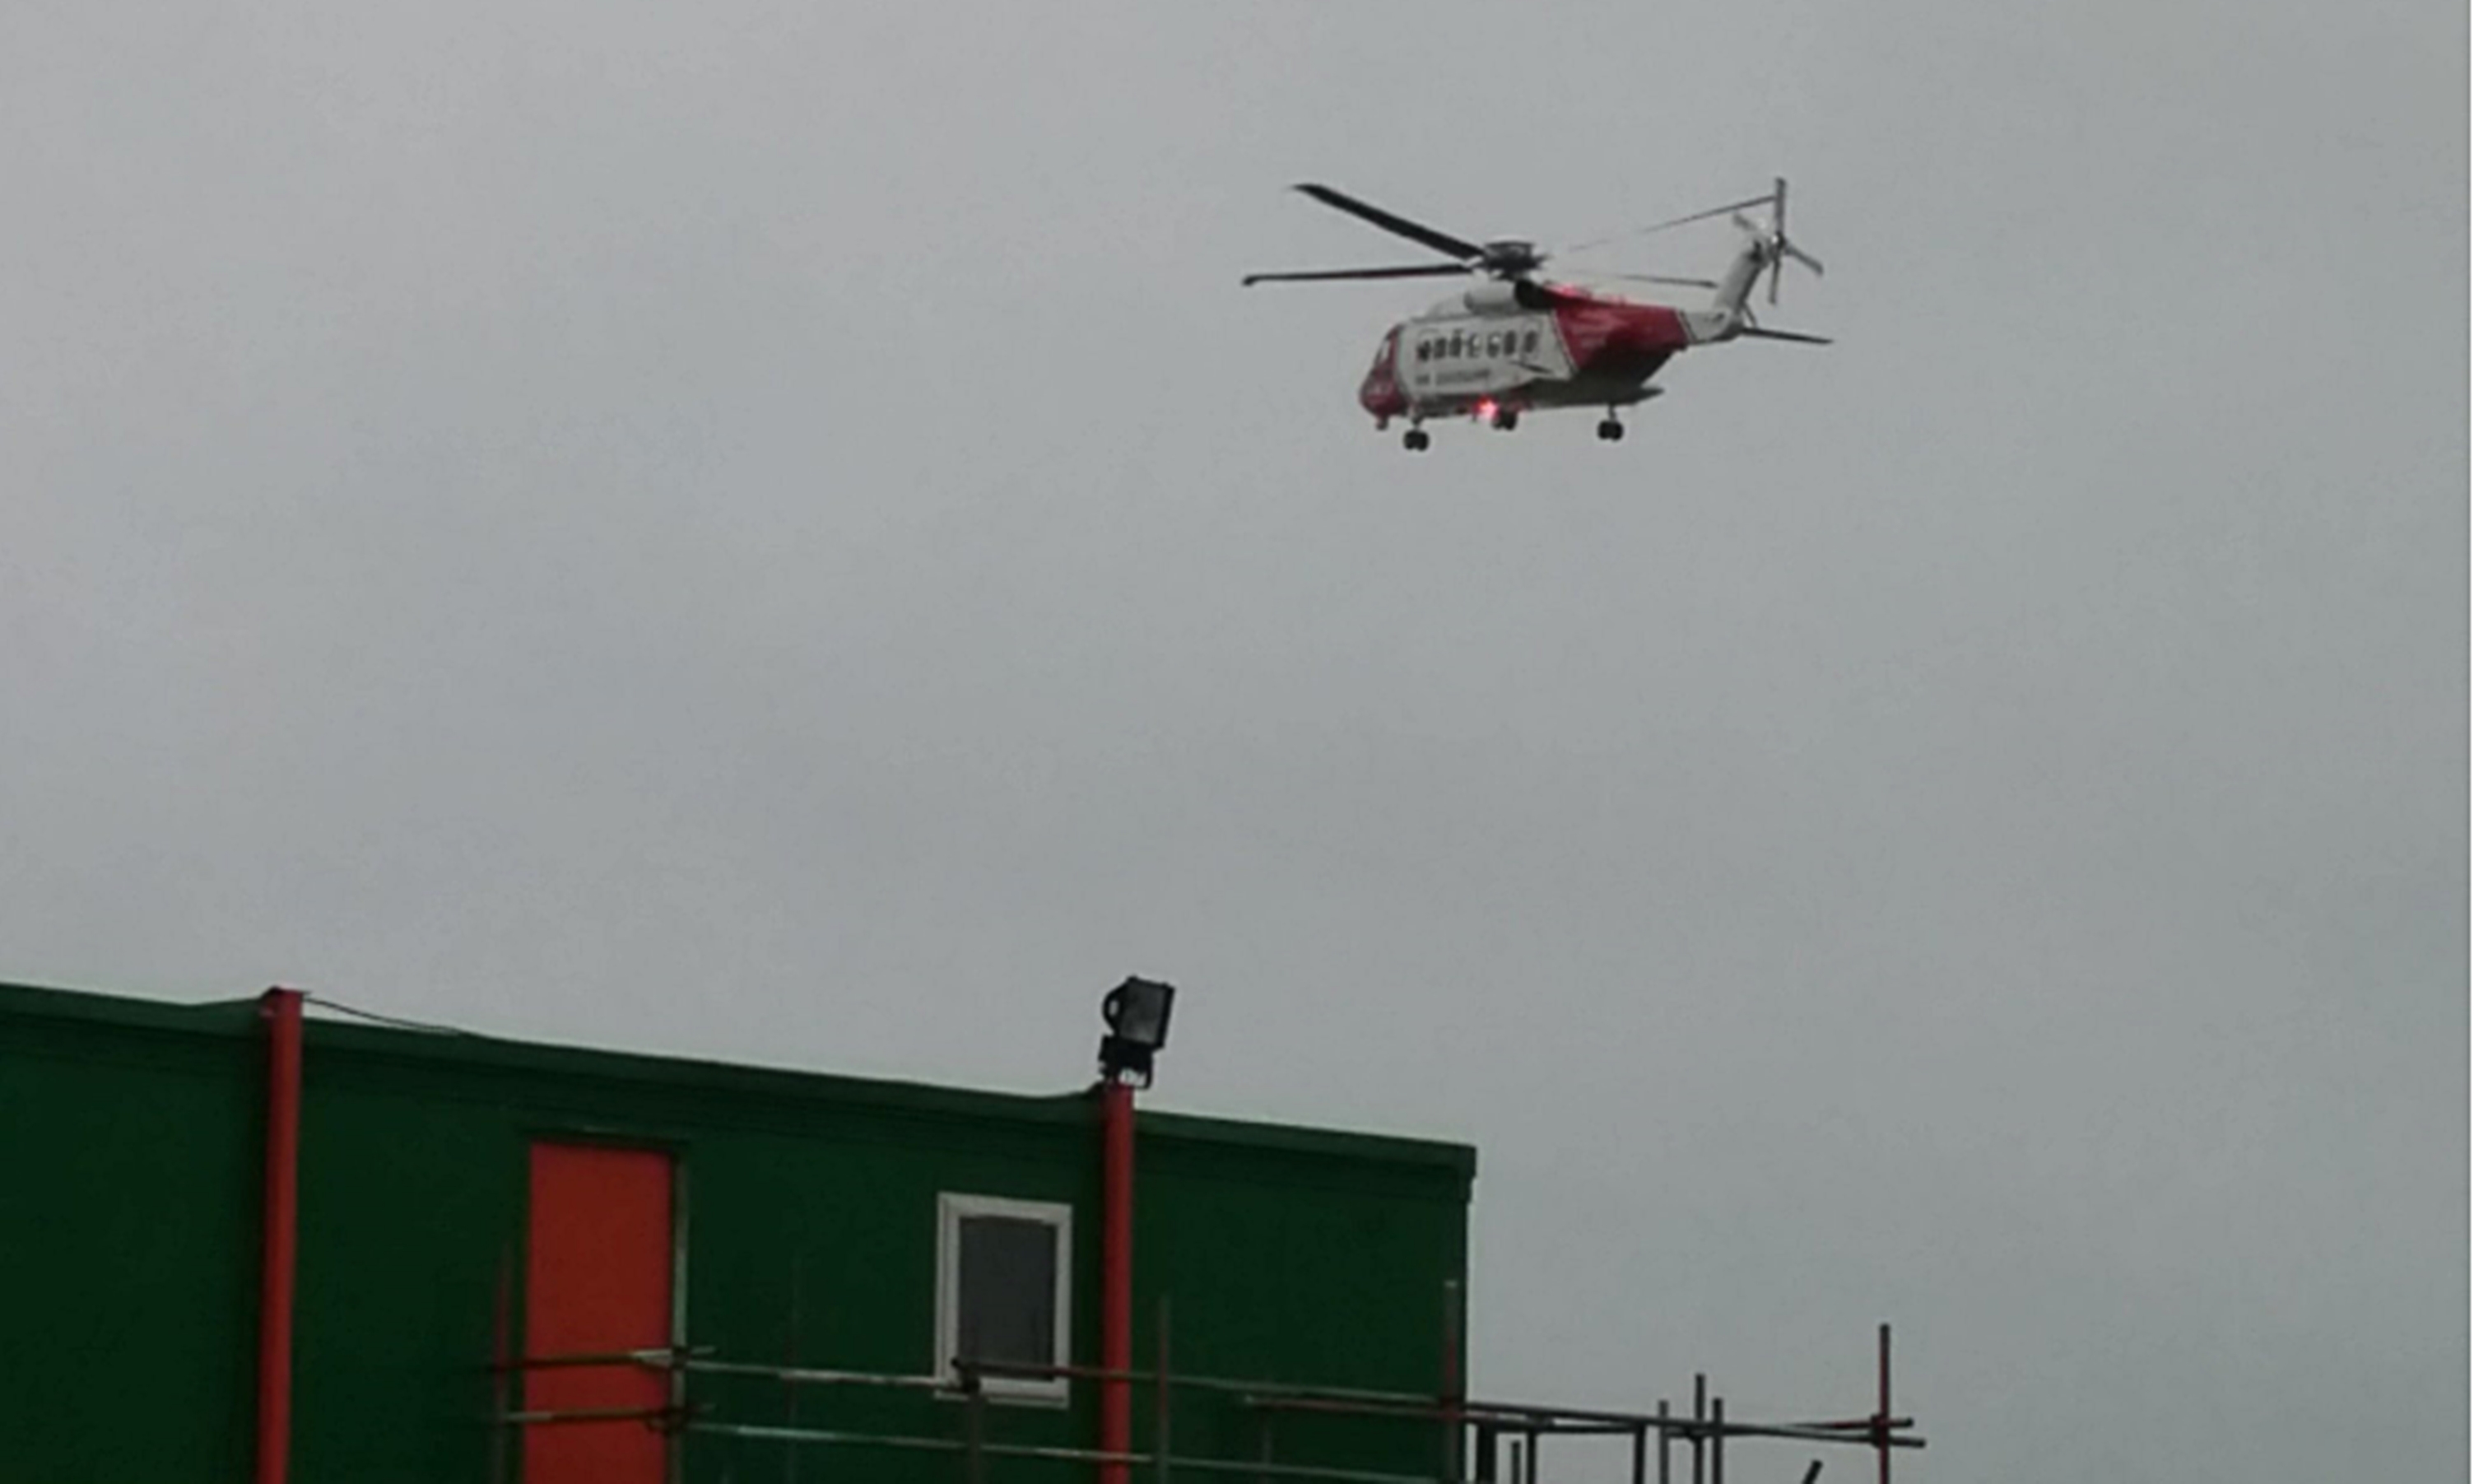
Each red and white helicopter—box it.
[1244,179,1830,450]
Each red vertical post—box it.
[256,987,305,1484]
[1100,1080,1137,1484]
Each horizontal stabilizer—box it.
[1736,326,1834,346]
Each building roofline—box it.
[0,978,1475,1182]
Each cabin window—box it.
[1449,333,1465,357]
[1523,329,1540,354]
[935,1193,1073,1404]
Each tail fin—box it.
[1711,240,1768,319]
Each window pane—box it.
[956,1215,1057,1369]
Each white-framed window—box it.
[935,1193,1074,1404]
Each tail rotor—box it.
[1748,176,1825,307]
[1558,175,1827,317]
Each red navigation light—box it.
[1475,398,1497,421]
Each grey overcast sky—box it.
[3,0,2463,1477]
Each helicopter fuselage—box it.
[1358,284,1734,428]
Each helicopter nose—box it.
[1359,368,1407,417]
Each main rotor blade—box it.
[1292,184,1485,262]
[1241,264,1472,286]
[1736,325,1833,345]
[1602,272,1720,288]
[1560,193,1778,254]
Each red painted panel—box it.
[1552,297,1690,368]
[524,1144,673,1484]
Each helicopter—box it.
[1243,179,1830,450]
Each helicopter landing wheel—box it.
[1491,407,1520,431]
[1597,417,1625,442]
[1403,428,1430,452]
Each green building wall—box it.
[1,991,262,1479]
[0,982,1473,1482]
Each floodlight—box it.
[1097,977,1175,1087]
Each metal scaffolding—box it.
[496,1289,1925,1482]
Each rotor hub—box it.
[1479,239,1543,276]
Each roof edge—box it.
[0,979,1475,1181]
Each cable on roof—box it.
[303,993,481,1038]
